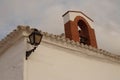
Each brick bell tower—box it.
[62,11,97,48]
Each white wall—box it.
[0,38,26,80]
[25,42,120,80]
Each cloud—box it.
[0,0,120,54]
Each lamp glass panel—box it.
[29,34,34,45]
[35,34,42,44]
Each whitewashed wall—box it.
[25,41,120,80]
[0,31,120,80]
[0,38,26,80]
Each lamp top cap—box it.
[31,28,38,32]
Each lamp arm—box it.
[26,46,37,60]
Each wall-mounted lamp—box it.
[26,29,43,60]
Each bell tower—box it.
[62,11,97,48]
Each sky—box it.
[0,0,120,54]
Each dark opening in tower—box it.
[78,20,89,45]
[63,11,98,48]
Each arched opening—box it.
[77,20,89,44]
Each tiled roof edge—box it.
[42,31,120,62]
[0,25,31,55]
[0,26,120,62]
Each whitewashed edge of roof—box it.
[0,26,120,63]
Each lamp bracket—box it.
[26,47,37,60]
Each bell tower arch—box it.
[62,11,97,48]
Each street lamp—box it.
[26,29,43,60]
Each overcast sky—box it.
[0,0,120,54]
